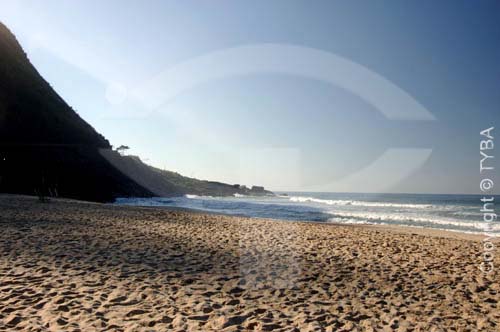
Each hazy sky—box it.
[1,1,499,194]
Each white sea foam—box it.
[326,218,492,235]
[186,194,219,199]
[326,210,500,231]
[116,193,498,235]
[289,196,432,209]
[327,218,376,225]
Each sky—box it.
[0,1,499,194]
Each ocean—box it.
[116,192,500,235]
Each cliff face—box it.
[0,22,152,201]
[0,22,272,202]
[0,22,109,147]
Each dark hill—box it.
[0,22,152,201]
[100,151,273,197]
[0,22,109,147]
[0,22,272,201]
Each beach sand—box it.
[0,195,498,331]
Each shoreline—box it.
[2,194,489,241]
[167,205,487,241]
[1,194,498,331]
[114,198,488,242]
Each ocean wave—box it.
[115,194,499,235]
[326,210,500,232]
[451,211,481,217]
[326,218,495,235]
[184,194,216,199]
[289,196,433,209]
[327,218,375,225]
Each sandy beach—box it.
[0,195,498,332]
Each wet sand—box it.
[0,195,498,331]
